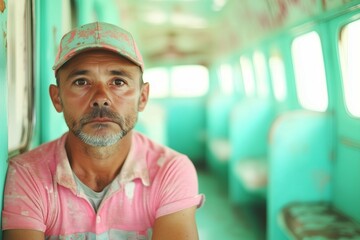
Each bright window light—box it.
[143,11,167,25]
[240,56,256,97]
[269,52,287,102]
[291,31,328,112]
[339,19,360,117]
[212,0,227,11]
[7,0,32,153]
[171,65,209,97]
[219,64,234,95]
[143,67,170,98]
[253,51,269,98]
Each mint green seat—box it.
[279,201,360,239]
[268,110,334,240]
[206,95,237,181]
[229,98,275,204]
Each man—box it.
[2,22,204,240]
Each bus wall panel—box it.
[0,0,8,238]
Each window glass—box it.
[62,0,74,34]
[253,51,269,98]
[269,51,287,102]
[144,65,209,98]
[219,64,233,95]
[143,67,170,98]
[171,65,209,97]
[291,31,328,111]
[339,19,360,117]
[239,56,255,97]
[7,0,33,154]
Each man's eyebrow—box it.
[67,70,89,79]
[109,70,134,79]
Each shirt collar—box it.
[55,132,151,192]
[117,132,150,187]
[55,134,78,193]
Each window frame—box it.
[7,0,35,156]
[338,19,360,118]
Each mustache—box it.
[78,107,123,126]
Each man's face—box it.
[50,50,149,147]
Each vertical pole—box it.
[0,0,8,239]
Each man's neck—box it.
[65,131,132,192]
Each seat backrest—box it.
[230,98,276,159]
[267,110,335,240]
[136,103,167,145]
[229,98,276,203]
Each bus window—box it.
[171,65,209,97]
[144,67,170,98]
[62,0,74,33]
[144,65,209,98]
[253,51,269,98]
[219,64,234,95]
[291,31,328,112]
[7,0,33,155]
[240,56,256,97]
[339,19,360,118]
[269,51,287,102]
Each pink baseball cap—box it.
[53,22,144,74]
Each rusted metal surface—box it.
[0,0,5,13]
[281,202,360,239]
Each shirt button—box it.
[96,216,101,224]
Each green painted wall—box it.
[36,0,68,144]
[74,0,120,26]
[0,1,8,238]
[325,10,360,222]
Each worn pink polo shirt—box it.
[2,131,204,239]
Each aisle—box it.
[196,169,266,240]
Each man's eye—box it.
[74,79,88,86]
[113,79,125,86]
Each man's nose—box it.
[90,84,111,108]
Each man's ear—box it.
[49,84,63,113]
[138,82,149,112]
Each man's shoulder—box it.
[132,131,191,171]
[133,131,186,159]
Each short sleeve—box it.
[2,160,47,232]
[154,156,205,218]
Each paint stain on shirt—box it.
[125,182,135,200]
[157,156,166,167]
[21,211,29,216]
